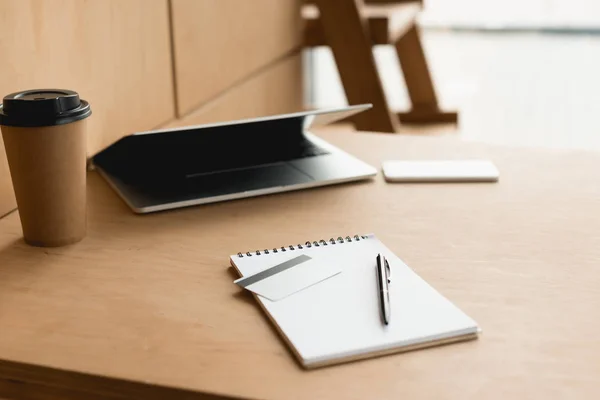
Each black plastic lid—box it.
[0,89,91,127]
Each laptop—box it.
[91,104,377,213]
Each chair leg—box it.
[395,25,458,124]
[314,0,399,132]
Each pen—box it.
[376,253,391,325]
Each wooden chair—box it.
[304,0,457,132]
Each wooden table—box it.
[0,130,599,400]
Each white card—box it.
[382,160,499,182]
[234,254,342,301]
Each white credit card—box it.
[382,160,499,183]
[234,254,342,302]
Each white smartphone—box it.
[382,160,499,182]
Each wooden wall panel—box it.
[0,0,175,156]
[163,53,303,129]
[0,0,175,217]
[170,0,303,117]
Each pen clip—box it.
[384,258,391,284]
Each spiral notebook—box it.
[230,234,480,368]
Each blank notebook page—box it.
[230,234,479,368]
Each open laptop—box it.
[91,104,377,213]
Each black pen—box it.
[376,253,391,325]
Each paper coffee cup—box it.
[0,89,91,247]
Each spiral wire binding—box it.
[237,234,368,258]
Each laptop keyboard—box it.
[293,140,331,158]
[99,130,332,186]
[186,139,331,176]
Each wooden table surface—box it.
[0,130,599,400]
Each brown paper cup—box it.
[1,120,88,246]
[0,89,91,247]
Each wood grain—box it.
[170,0,303,117]
[1,129,599,399]
[394,25,458,123]
[306,1,458,125]
[395,26,439,109]
[163,53,303,129]
[0,0,175,156]
[304,2,421,45]
[313,0,399,132]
